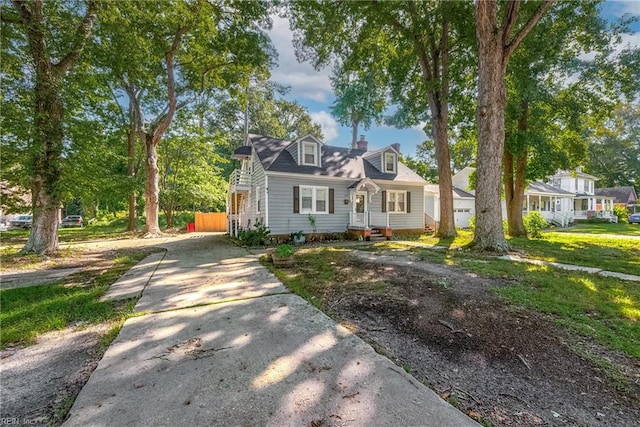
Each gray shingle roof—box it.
[248,134,426,184]
[595,186,638,204]
[528,181,575,195]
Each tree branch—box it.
[151,26,189,145]
[504,0,554,59]
[9,0,31,22]
[54,0,99,77]
[501,0,520,47]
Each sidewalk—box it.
[64,234,477,427]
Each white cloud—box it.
[411,122,429,136]
[268,15,333,103]
[310,111,339,141]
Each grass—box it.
[0,211,195,247]
[414,229,638,276]
[0,249,150,348]
[560,222,640,236]
[263,246,391,309]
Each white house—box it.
[425,166,617,229]
[228,134,427,240]
[547,168,616,221]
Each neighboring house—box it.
[424,183,475,229]
[429,166,617,228]
[227,134,426,239]
[516,181,575,227]
[595,186,638,213]
[546,168,616,222]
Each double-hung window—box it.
[300,186,328,214]
[387,190,406,213]
[384,152,397,173]
[302,142,319,166]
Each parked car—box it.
[9,215,32,229]
[60,215,84,228]
[629,213,640,224]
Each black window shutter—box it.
[406,191,411,213]
[293,186,299,213]
[329,188,334,214]
[382,190,387,213]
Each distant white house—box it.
[424,167,477,229]
[547,168,616,222]
[425,166,617,229]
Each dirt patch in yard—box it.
[323,251,640,426]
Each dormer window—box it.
[302,141,319,166]
[384,152,397,174]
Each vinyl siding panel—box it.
[285,142,298,164]
[267,175,351,234]
[372,183,425,229]
[364,153,382,172]
[245,159,266,228]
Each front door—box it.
[354,192,367,227]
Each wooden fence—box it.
[194,212,227,232]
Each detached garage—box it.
[424,184,476,229]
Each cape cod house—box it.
[227,134,426,240]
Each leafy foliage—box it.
[237,219,270,246]
[613,206,629,223]
[523,211,548,238]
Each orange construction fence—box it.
[194,212,227,232]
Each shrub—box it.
[275,244,294,258]
[523,211,547,238]
[237,219,270,246]
[613,206,629,223]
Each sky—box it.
[266,1,640,158]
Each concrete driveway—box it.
[64,234,477,426]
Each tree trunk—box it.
[504,101,529,237]
[504,151,528,236]
[473,1,510,252]
[432,110,456,238]
[22,59,63,256]
[127,126,137,231]
[351,120,359,149]
[144,136,161,236]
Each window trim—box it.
[386,190,406,214]
[299,185,329,214]
[301,141,319,166]
[384,152,397,174]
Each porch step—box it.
[370,234,386,242]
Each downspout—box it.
[264,175,269,228]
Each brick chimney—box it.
[391,143,400,153]
[356,135,368,151]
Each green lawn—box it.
[0,249,151,348]
[415,229,639,276]
[563,222,640,236]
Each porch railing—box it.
[348,211,389,228]
[369,212,389,228]
[229,169,251,191]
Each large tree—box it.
[502,0,613,236]
[586,104,640,187]
[1,0,98,255]
[473,0,553,252]
[330,68,386,148]
[290,0,475,238]
[97,0,274,236]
